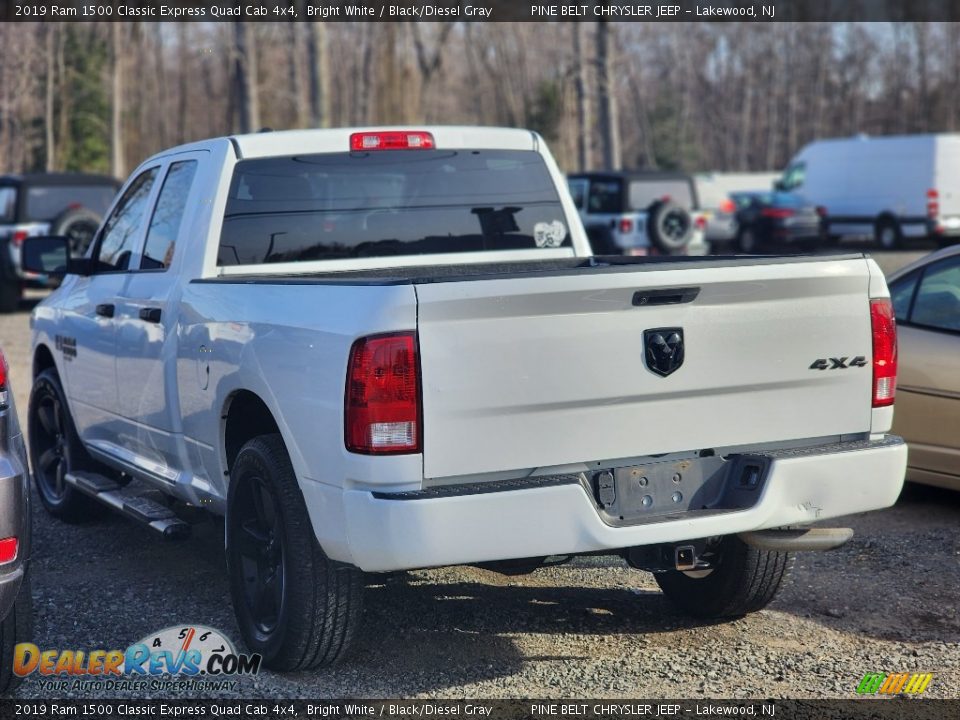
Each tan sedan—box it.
[886,245,960,490]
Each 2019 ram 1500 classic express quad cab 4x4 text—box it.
[21,127,906,671]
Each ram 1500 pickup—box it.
[22,127,907,671]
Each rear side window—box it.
[629,180,694,211]
[585,180,622,214]
[141,161,198,270]
[0,187,15,223]
[218,150,571,266]
[24,185,117,222]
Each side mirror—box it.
[21,236,88,277]
[773,180,786,192]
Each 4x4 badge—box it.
[644,328,684,377]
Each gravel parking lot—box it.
[2,249,957,700]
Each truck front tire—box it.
[654,535,793,618]
[226,434,362,670]
[28,369,104,522]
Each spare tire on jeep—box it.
[52,207,103,257]
[647,200,693,253]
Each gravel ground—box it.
[1,248,957,700]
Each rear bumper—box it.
[334,436,907,572]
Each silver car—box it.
[0,347,32,692]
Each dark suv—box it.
[0,348,32,693]
[0,173,119,312]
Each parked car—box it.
[886,245,960,491]
[693,172,780,244]
[778,133,960,249]
[0,173,120,312]
[567,171,709,255]
[23,126,905,671]
[725,190,825,253]
[0,347,33,693]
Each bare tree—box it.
[596,19,621,170]
[307,22,330,128]
[573,22,592,171]
[111,22,125,178]
[233,22,260,133]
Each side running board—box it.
[66,471,191,539]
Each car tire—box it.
[0,569,33,695]
[874,217,902,250]
[51,207,103,257]
[654,535,793,618]
[736,226,760,254]
[647,201,693,253]
[227,434,362,671]
[28,369,104,522]
[0,282,20,314]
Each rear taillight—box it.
[926,188,939,219]
[0,537,17,564]
[695,215,707,230]
[761,207,795,219]
[11,230,28,247]
[619,218,633,234]
[345,332,421,454]
[816,206,828,218]
[718,198,736,214]
[870,298,897,408]
[0,349,7,408]
[350,131,435,151]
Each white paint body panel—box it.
[29,127,906,572]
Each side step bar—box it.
[66,471,191,539]
[738,527,853,552]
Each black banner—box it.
[1,700,956,720]
[3,0,960,23]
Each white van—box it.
[778,133,960,249]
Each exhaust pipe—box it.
[738,527,853,552]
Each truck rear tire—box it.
[226,434,362,670]
[654,535,793,618]
[28,369,104,522]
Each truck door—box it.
[113,154,203,480]
[60,166,162,451]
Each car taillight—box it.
[11,230,28,247]
[870,298,897,408]
[345,332,421,454]
[0,349,7,408]
[0,537,17,564]
[926,188,939,219]
[350,131,435,151]
[695,215,707,230]
[761,207,795,219]
[718,198,736,214]
[619,218,633,234]
[816,206,828,218]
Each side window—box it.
[567,179,588,211]
[94,167,160,272]
[779,162,806,191]
[910,256,960,332]
[890,270,920,321]
[140,161,198,270]
[587,180,622,214]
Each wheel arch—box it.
[32,344,57,379]
[221,389,282,475]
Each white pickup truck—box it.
[22,127,906,671]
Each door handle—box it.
[95,303,115,318]
[139,307,162,323]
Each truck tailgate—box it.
[415,257,874,480]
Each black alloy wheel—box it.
[232,471,287,638]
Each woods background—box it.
[2,21,960,178]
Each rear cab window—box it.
[218,149,572,266]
